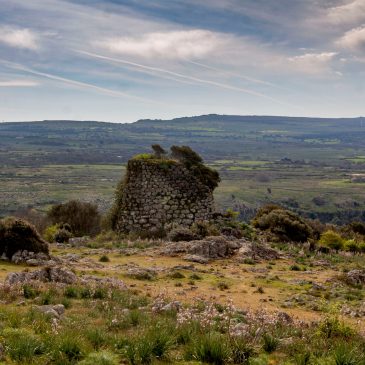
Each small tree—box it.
[151,144,166,159]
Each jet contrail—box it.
[77,50,289,106]
[185,59,279,88]
[0,60,162,104]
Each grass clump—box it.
[99,255,110,262]
[2,328,45,363]
[185,332,229,365]
[262,333,279,353]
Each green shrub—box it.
[99,255,110,262]
[0,217,49,258]
[344,240,360,253]
[78,351,119,365]
[252,205,313,243]
[43,223,59,243]
[48,200,101,237]
[319,231,345,251]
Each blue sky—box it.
[0,0,365,122]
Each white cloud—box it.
[0,79,39,87]
[97,30,229,60]
[287,52,338,74]
[328,0,365,25]
[0,26,39,50]
[337,26,365,51]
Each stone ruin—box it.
[113,146,219,235]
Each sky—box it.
[0,0,365,122]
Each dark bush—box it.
[252,205,313,242]
[0,217,49,259]
[151,144,166,158]
[48,200,101,237]
[167,226,197,242]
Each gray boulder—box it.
[5,267,78,285]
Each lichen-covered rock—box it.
[5,267,78,285]
[238,243,280,262]
[345,270,365,286]
[35,304,65,318]
[11,250,57,266]
[114,159,216,235]
[125,267,157,280]
[162,236,243,259]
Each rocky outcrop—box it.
[10,250,57,266]
[5,267,78,285]
[115,159,215,234]
[162,236,243,261]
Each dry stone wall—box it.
[115,159,215,234]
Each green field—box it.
[1,115,364,223]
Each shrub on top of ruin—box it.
[152,144,167,159]
[47,200,101,237]
[132,153,155,160]
[319,231,345,252]
[0,217,49,259]
[252,205,313,243]
[170,145,220,190]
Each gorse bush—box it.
[0,217,49,258]
[252,205,313,243]
[319,230,345,252]
[48,200,101,237]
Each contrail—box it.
[0,60,161,104]
[185,59,279,88]
[77,50,288,106]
